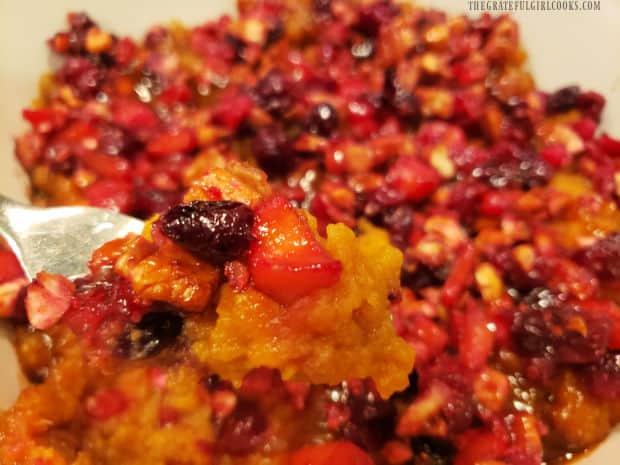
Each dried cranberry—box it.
[492,250,544,292]
[306,103,339,136]
[99,125,141,156]
[512,305,610,364]
[573,233,620,281]
[224,34,246,62]
[255,69,293,115]
[475,142,551,189]
[203,373,223,392]
[216,399,267,455]
[401,264,444,291]
[160,201,254,264]
[266,21,285,47]
[546,86,580,114]
[251,126,295,173]
[441,388,475,433]
[383,67,420,121]
[116,311,183,359]
[380,205,413,248]
[342,389,397,450]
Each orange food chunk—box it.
[249,195,342,304]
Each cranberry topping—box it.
[160,201,254,265]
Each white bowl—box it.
[1,1,619,462]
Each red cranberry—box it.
[83,180,133,213]
[251,126,295,173]
[539,144,570,168]
[255,69,293,115]
[377,157,441,205]
[116,311,183,359]
[446,180,488,225]
[576,91,606,122]
[306,103,339,136]
[64,276,149,340]
[572,118,597,140]
[58,57,104,98]
[211,88,254,130]
[160,201,254,264]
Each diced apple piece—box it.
[249,196,342,305]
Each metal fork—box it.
[0,195,144,280]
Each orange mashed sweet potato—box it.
[190,220,414,397]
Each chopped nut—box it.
[475,262,504,301]
[513,244,536,272]
[420,53,442,75]
[239,18,266,44]
[545,123,585,155]
[85,27,113,53]
[424,23,449,46]
[417,87,454,119]
[429,145,455,179]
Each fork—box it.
[0,194,144,280]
